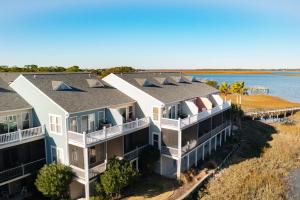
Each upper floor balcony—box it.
[68,117,150,148]
[161,101,231,130]
[0,126,45,149]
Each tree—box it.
[35,163,74,200]
[139,145,160,174]
[96,157,138,199]
[66,65,81,72]
[100,66,136,78]
[230,81,247,105]
[205,80,218,89]
[219,82,231,101]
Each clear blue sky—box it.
[1,0,300,69]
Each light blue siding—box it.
[10,75,68,164]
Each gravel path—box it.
[288,168,300,200]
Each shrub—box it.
[35,163,73,200]
[96,157,138,199]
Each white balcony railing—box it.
[161,121,231,157]
[68,117,150,147]
[0,158,45,183]
[161,101,231,130]
[89,162,107,179]
[0,126,44,146]
[123,145,148,161]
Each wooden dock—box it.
[245,107,300,120]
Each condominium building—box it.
[0,72,232,199]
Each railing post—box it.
[18,129,22,141]
[42,125,46,135]
[83,132,86,147]
[188,115,190,124]
[103,127,107,139]
[178,118,181,129]
[136,118,139,128]
[21,164,25,175]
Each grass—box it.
[199,113,300,200]
[123,175,176,200]
[224,94,300,112]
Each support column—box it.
[83,147,90,200]
[220,132,222,146]
[195,149,198,166]
[176,158,181,180]
[209,139,211,155]
[225,130,227,142]
[214,136,217,150]
[202,144,205,160]
[187,155,189,169]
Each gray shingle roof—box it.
[23,73,135,113]
[116,72,219,104]
[0,76,31,112]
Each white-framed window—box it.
[168,105,176,119]
[152,107,159,121]
[69,116,78,132]
[51,146,64,163]
[49,114,62,135]
[88,114,95,132]
[0,115,17,133]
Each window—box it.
[49,115,62,134]
[69,117,77,132]
[51,146,64,163]
[0,115,17,134]
[168,105,176,119]
[89,146,96,165]
[98,111,105,128]
[152,107,159,121]
[71,148,78,162]
[128,106,133,120]
[88,114,95,132]
[22,112,30,129]
[152,133,159,149]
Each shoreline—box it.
[156,70,300,75]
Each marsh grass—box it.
[199,113,300,200]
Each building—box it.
[0,72,232,199]
[103,72,232,179]
[0,76,45,199]
[9,73,150,199]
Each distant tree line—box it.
[0,65,137,77]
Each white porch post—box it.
[187,154,189,169]
[177,118,182,180]
[83,134,90,200]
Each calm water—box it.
[191,73,300,103]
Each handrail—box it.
[68,117,150,147]
[0,126,44,145]
[161,102,231,130]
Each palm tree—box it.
[219,82,231,101]
[230,81,241,105]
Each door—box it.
[81,116,88,133]
[152,132,160,149]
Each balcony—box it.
[68,117,150,147]
[161,101,231,130]
[161,121,231,158]
[0,158,45,184]
[0,126,45,149]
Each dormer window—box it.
[154,77,176,85]
[86,79,104,88]
[52,81,72,91]
[135,78,159,87]
[171,76,191,84]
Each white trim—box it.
[0,107,32,114]
[50,145,64,163]
[10,75,68,115]
[49,114,63,135]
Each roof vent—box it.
[52,81,72,91]
[154,77,177,85]
[86,79,104,88]
[135,78,160,87]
